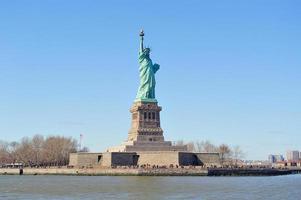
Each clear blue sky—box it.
[0,0,300,160]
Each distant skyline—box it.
[0,0,300,160]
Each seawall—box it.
[208,168,296,176]
[1,168,299,176]
[0,168,208,176]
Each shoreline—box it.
[0,168,207,176]
[0,167,299,176]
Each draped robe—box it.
[136,51,160,101]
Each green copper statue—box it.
[135,30,160,102]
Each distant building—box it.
[243,160,271,167]
[286,150,299,162]
[268,155,276,163]
[268,154,284,163]
[275,155,284,162]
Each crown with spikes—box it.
[144,46,151,52]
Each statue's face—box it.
[144,48,150,56]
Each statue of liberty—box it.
[136,30,160,102]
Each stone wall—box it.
[0,168,139,175]
[179,152,199,166]
[125,144,187,152]
[195,153,221,167]
[99,152,111,167]
[99,152,139,167]
[69,152,221,167]
[2,167,296,176]
[111,152,138,166]
[69,153,101,167]
[0,167,208,176]
[137,151,180,166]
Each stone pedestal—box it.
[128,101,164,142]
[107,101,187,152]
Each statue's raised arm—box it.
[139,29,144,53]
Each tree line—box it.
[1,135,244,167]
[0,135,88,167]
[175,140,245,166]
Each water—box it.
[0,175,300,200]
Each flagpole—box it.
[79,134,83,151]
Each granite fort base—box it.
[69,152,221,167]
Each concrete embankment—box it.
[0,168,208,176]
[208,168,295,176]
[1,168,299,176]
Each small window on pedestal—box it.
[152,112,155,120]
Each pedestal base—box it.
[107,140,187,152]
[106,101,187,153]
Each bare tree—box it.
[200,140,217,153]
[15,137,35,166]
[232,145,245,167]
[186,142,195,152]
[8,141,20,163]
[0,135,78,167]
[194,141,203,152]
[218,144,232,166]
[31,135,44,166]
[43,136,77,166]
[0,141,10,164]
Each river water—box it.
[0,175,300,200]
